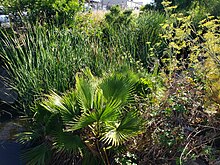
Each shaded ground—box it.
[0,141,23,165]
[0,57,24,164]
[0,119,24,165]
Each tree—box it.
[1,0,81,25]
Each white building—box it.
[103,0,143,9]
[86,0,143,10]
[127,1,143,9]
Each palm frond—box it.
[17,131,39,144]
[67,112,97,131]
[53,131,84,153]
[102,125,127,146]
[40,92,65,113]
[98,100,121,122]
[45,113,62,135]
[102,110,143,146]
[100,73,137,106]
[93,88,120,122]
[59,91,81,123]
[68,91,122,131]
[21,143,52,165]
[28,104,63,140]
[93,88,104,112]
[75,73,95,112]
[118,110,143,135]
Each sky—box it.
[138,0,154,5]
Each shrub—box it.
[132,2,220,164]
[18,70,144,164]
[102,7,165,70]
[1,0,81,25]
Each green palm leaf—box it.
[29,104,63,136]
[67,111,97,131]
[75,73,95,112]
[40,92,65,113]
[69,89,121,131]
[100,73,137,106]
[21,143,51,165]
[102,110,143,146]
[93,88,104,112]
[59,91,81,123]
[98,100,121,122]
[53,131,84,153]
[40,91,81,124]
[118,110,143,135]
[102,122,127,146]
[94,88,121,122]
[68,103,121,132]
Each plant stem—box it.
[95,120,110,165]
[103,147,110,165]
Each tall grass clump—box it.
[0,8,165,114]
[0,23,138,112]
[0,25,87,111]
[102,7,165,69]
[135,11,165,65]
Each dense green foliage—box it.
[1,0,81,24]
[0,9,165,112]
[18,70,144,164]
[1,0,220,164]
[141,0,220,19]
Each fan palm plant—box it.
[19,69,144,165]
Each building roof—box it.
[90,0,101,3]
